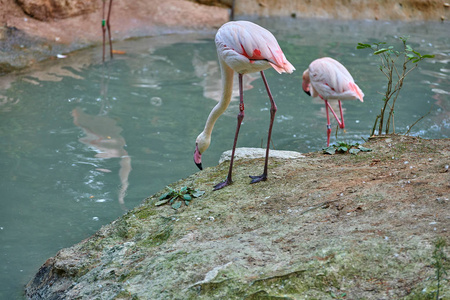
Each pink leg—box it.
[324,100,345,146]
[326,101,344,128]
[338,100,345,129]
[106,0,113,59]
[214,73,245,190]
[249,70,277,184]
[102,0,106,62]
[325,100,332,147]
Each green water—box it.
[0,18,448,299]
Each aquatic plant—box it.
[357,37,434,136]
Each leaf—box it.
[159,192,172,200]
[185,200,190,206]
[359,146,372,152]
[356,43,371,49]
[155,199,170,206]
[421,54,435,59]
[374,48,389,55]
[183,194,192,201]
[169,196,177,204]
[191,190,205,198]
[400,36,410,42]
[171,201,182,210]
[180,186,188,194]
[337,146,348,152]
[349,148,360,155]
[323,146,336,155]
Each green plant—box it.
[357,37,434,136]
[155,186,205,210]
[323,141,372,155]
[330,291,347,299]
[432,237,448,300]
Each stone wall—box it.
[234,0,450,21]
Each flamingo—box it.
[193,21,295,190]
[302,57,364,146]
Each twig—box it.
[405,105,432,135]
[300,199,341,215]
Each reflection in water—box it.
[192,50,258,115]
[72,107,131,209]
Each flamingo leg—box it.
[249,70,277,184]
[106,0,113,59]
[325,100,332,147]
[338,100,345,129]
[324,100,346,146]
[101,0,106,62]
[325,101,344,128]
[214,73,245,190]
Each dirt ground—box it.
[26,134,450,299]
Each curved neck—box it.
[202,58,234,136]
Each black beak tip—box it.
[195,162,203,171]
[303,89,311,96]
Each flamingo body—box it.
[194,21,294,190]
[215,21,295,75]
[303,57,364,101]
[302,57,364,146]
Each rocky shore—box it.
[26,135,449,299]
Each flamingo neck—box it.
[202,58,234,137]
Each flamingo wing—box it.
[216,21,295,74]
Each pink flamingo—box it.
[302,57,364,146]
[194,21,295,190]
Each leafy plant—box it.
[357,37,434,136]
[323,141,372,155]
[330,291,347,299]
[155,186,205,210]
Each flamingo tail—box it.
[349,82,364,102]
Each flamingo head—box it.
[302,69,311,96]
[194,144,203,170]
[194,132,210,171]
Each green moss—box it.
[138,225,172,248]
[114,219,133,239]
[114,290,139,299]
[134,207,157,220]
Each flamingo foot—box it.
[249,174,267,184]
[213,177,232,190]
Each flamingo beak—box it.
[303,89,311,96]
[194,144,203,170]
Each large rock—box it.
[16,0,98,21]
[25,136,450,299]
[219,147,304,164]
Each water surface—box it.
[0,18,449,299]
